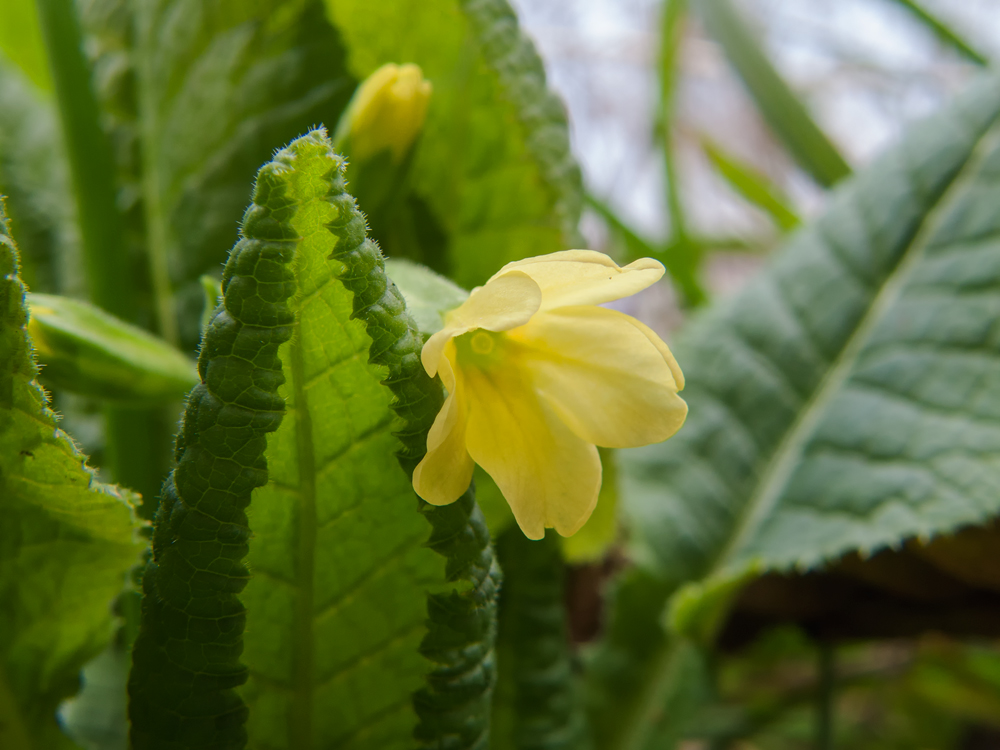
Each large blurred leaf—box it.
[323,0,582,288]
[1,200,141,748]
[129,0,356,347]
[596,74,1000,748]
[238,134,448,750]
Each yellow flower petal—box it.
[462,363,601,539]
[413,355,475,505]
[492,249,664,311]
[621,313,685,390]
[511,306,688,448]
[421,271,541,377]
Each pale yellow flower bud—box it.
[344,63,432,164]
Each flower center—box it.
[469,331,495,355]
[455,329,506,370]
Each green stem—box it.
[816,642,836,750]
[34,0,131,318]
[889,0,988,65]
[658,0,689,246]
[616,640,679,750]
[34,0,162,506]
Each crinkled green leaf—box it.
[129,131,500,750]
[0,200,141,749]
[127,134,301,749]
[597,74,1000,749]
[238,133,448,750]
[323,0,582,288]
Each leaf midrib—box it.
[289,291,317,748]
[712,118,1000,577]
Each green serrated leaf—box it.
[324,0,582,288]
[0,199,141,750]
[605,73,1000,749]
[237,133,448,750]
[459,0,583,246]
[129,131,500,749]
[27,293,197,403]
[127,138,301,749]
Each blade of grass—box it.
[654,0,713,307]
[694,0,851,188]
[34,0,163,505]
[701,136,800,231]
[887,0,987,65]
[585,191,661,260]
[658,0,690,247]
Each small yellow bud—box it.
[345,63,432,163]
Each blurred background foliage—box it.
[2,0,1000,748]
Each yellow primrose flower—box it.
[342,62,432,163]
[412,250,688,540]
